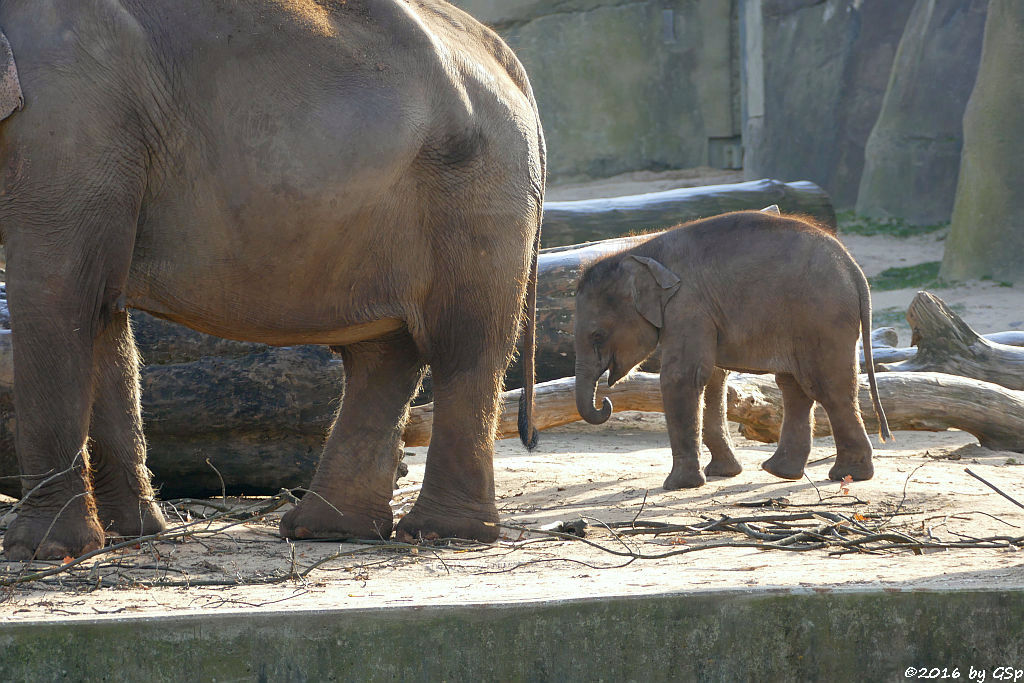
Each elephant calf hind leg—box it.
[815,369,874,482]
[761,373,814,481]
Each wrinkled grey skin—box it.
[0,0,544,560]
[574,211,890,490]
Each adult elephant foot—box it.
[394,496,500,543]
[3,501,105,561]
[703,454,743,478]
[279,492,394,541]
[96,498,167,540]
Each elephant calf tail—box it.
[518,225,540,450]
[855,266,892,442]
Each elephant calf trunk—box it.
[575,373,613,425]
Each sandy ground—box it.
[2,423,1022,620]
[2,171,1023,619]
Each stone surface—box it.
[453,1,740,181]
[743,0,913,208]
[2,590,1022,681]
[856,0,988,225]
[941,0,1024,283]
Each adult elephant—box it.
[0,0,544,560]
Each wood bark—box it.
[406,371,1024,453]
[882,291,1024,389]
[541,179,836,247]
[724,372,1024,452]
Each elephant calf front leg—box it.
[280,335,424,541]
[660,358,713,490]
[701,367,742,479]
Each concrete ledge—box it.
[2,589,1022,681]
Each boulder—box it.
[856,0,988,225]
[453,0,740,181]
[941,0,1024,283]
[743,0,913,207]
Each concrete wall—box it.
[741,0,914,208]
[856,0,988,225]
[3,590,1023,681]
[941,0,1024,283]
[452,1,742,181]
[453,1,992,222]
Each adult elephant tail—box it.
[520,180,544,454]
[518,113,546,451]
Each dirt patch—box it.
[2,418,1022,619]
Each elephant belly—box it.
[125,185,421,346]
[715,335,797,376]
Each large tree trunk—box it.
[882,291,1024,389]
[410,371,1024,453]
[941,0,1024,283]
[541,179,835,247]
[724,372,1024,452]
[869,330,1024,364]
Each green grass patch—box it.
[872,302,967,327]
[872,307,908,327]
[980,275,1015,287]
[837,210,949,238]
[868,261,952,291]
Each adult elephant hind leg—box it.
[761,373,815,481]
[280,333,425,541]
[702,368,742,478]
[394,352,504,543]
[394,277,526,543]
[88,311,166,539]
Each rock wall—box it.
[451,0,742,181]
[741,0,914,208]
[453,0,994,223]
[856,0,988,226]
[941,0,1024,283]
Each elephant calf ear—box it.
[626,255,681,329]
[0,31,23,120]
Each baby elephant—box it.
[573,211,891,489]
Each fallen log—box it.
[541,179,836,247]
[883,291,1024,389]
[868,329,1024,365]
[725,372,1024,452]
[403,371,1024,454]
[0,347,344,498]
